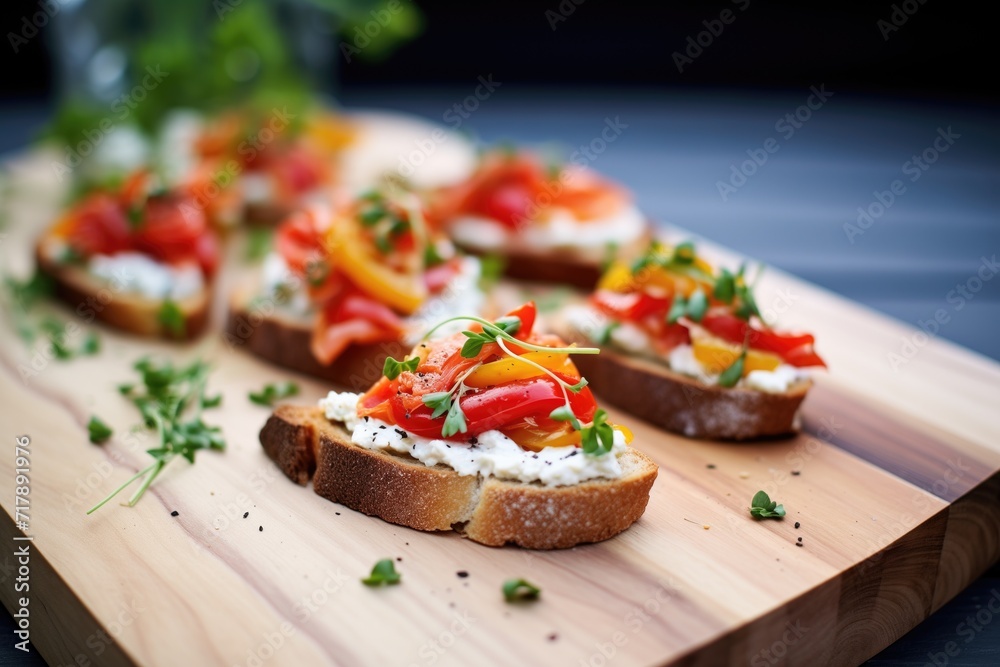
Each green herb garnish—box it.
[362,559,401,586]
[666,295,687,324]
[595,321,620,345]
[749,490,785,519]
[158,300,185,338]
[714,268,735,303]
[87,416,113,444]
[478,254,506,291]
[718,349,746,388]
[686,289,708,323]
[87,359,225,513]
[383,355,419,380]
[249,381,299,406]
[245,228,273,262]
[581,409,615,455]
[502,578,540,602]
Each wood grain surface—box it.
[1,151,998,667]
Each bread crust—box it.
[34,238,210,340]
[567,343,810,440]
[260,405,657,549]
[226,291,407,391]
[455,223,652,289]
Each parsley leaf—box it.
[249,382,300,406]
[362,559,401,586]
[718,350,746,388]
[383,355,419,380]
[87,416,113,444]
[158,300,185,338]
[749,490,785,519]
[502,578,540,602]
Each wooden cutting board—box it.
[1,152,998,667]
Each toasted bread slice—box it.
[455,223,652,290]
[225,285,408,390]
[260,405,658,549]
[552,319,811,440]
[34,238,210,340]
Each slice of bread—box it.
[455,224,652,290]
[552,319,811,440]
[225,285,407,391]
[260,405,658,549]
[34,238,210,340]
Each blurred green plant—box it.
[44,0,422,147]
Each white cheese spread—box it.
[319,391,626,487]
[89,252,203,301]
[450,204,646,253]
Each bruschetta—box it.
[259,302,657,548]
[227,187,489,389]
[35,170,219,340]
[429,149,651,288]
[553,240,827,440]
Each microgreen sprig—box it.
[87,358,225,514]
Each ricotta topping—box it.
[450,204,646,253]
[89,252,203,301]
[319,391,627,487]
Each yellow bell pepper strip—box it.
[692,337,783,376]
[464,351,578,389]
[599,256,716,298]
[324,216,427,315]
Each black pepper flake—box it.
[405,413,411,419]
[794,521,801,529]
[243,511,249,519]
[797,537,803,543]
[170,510,179,517]
[563,451,578,459]
[335,512,341,515]
[397,557,403,562]
[548,633,558,642]
[795,542,803,547]
[706,464,716,469]
[457,571,469,578]
[532,454,539,459]
[363,416,369,422]
[468,436,478,445]
[545,461,552,465]
[791,470,801,476]
[445,444,451,448]
[259,526,263,532]
[379,425,386,430]
[395,428,408,438]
